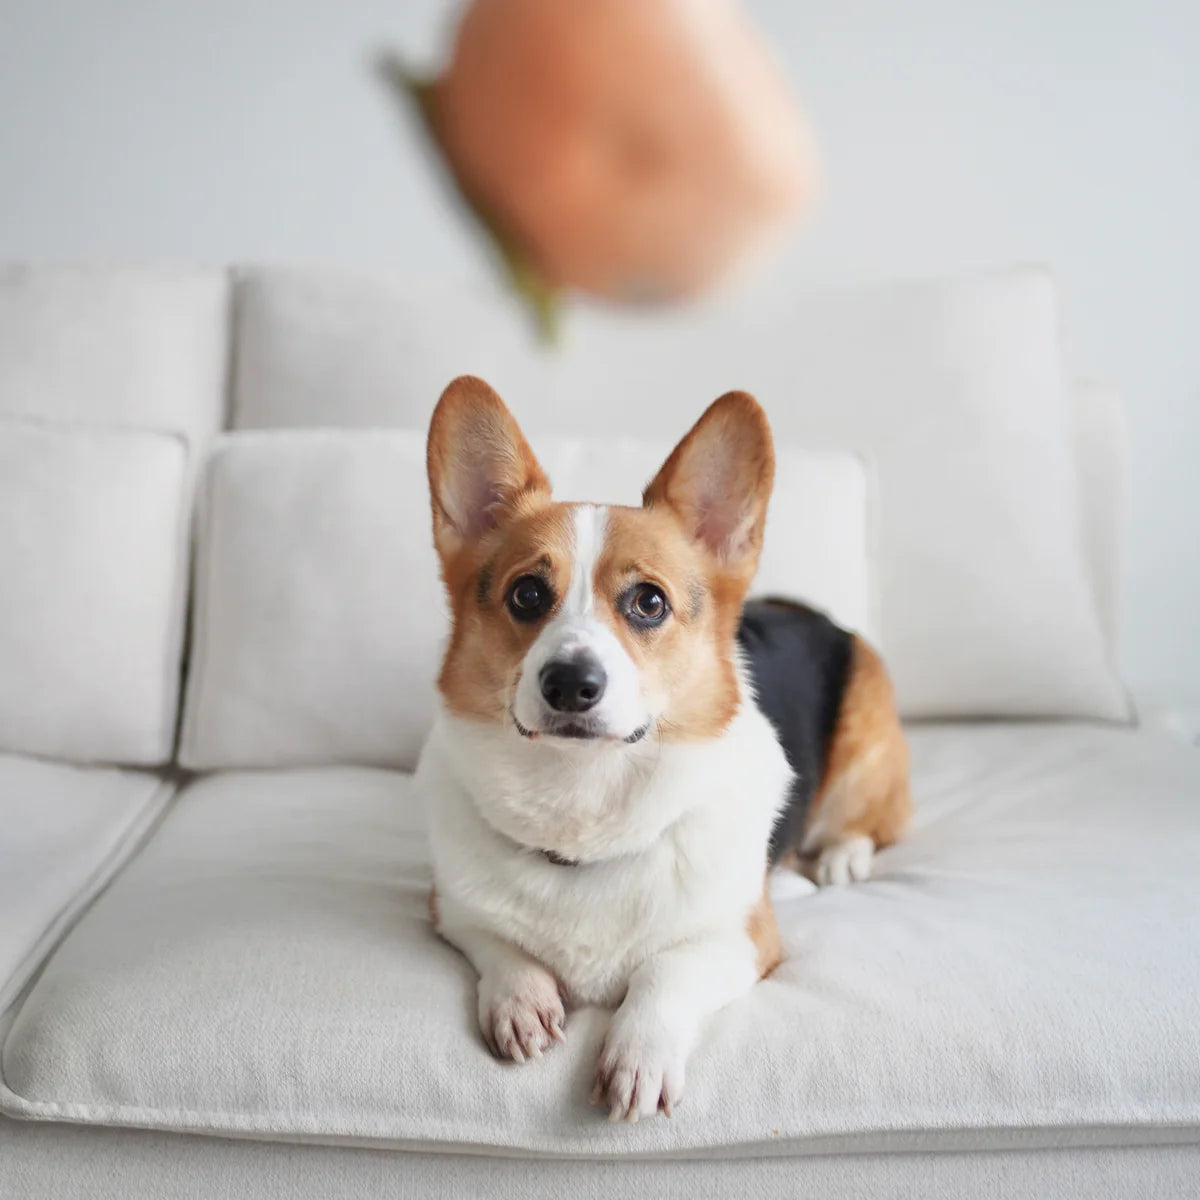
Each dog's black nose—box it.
[539,656,607,713]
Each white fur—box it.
[815,834,874,885]
[418,676,791,1119]
[510,505,647,741]
[768,868,819,902]
[564,503,602,617]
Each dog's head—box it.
[427,375,774,747]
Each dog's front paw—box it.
[815,834,874,885]
[591,1012,687,1122]
[478,966,566,1063]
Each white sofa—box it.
[1,263,1197,1199]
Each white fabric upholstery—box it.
[179,431,443,771]
[5,725,1197,1156]
[229,264,1127,721]
[0,262,1154,1193]
[233,267,1128,669]
[234,268,547,433]
[0,754,173,1013]
[1073,379,1128,658]
[0,264,229,447]
[0,420,191,764]
[2,1118,1197,1200]
[179,430,873,771]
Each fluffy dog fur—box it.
[417,375,909,1121]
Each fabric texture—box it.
[229,264,1128,721]
[178,429,873,771]
[1072,378,1128,658]
[0,419,191,764]
[0,754,174,1013]
[2,1118,1197,1200]
[0,264,229,448]
[5,725,1198,1157]
[233,268,545,435]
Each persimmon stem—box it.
[376,52,562,346]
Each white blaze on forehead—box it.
[510,502,648,739]
[565,504,607,616]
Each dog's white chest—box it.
[419,704,790,1006]
[499,848,700,1005]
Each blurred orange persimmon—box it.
[382,0,817,338]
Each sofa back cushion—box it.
[0,265,234,766]
[0,420,191,765]
[1072,379,1127,657]
[230,265,1128,721]
[0,265,229,448]
[179,430,873,771]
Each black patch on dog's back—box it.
[737,599,854,864]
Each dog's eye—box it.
[507,575,552,621]
[627,583,669,626]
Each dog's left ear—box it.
[643,391,774,574]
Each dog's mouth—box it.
[511,711,650,745]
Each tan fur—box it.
[436,504,576,719]
[428,377,567,721]
[595,506,742,740]
[773,847,802,873]
[642,390,774,593]
[746,879,782,978]
[802,635,912,854]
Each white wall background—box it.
[1,0,1197,697]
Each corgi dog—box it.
[417,375,910,1122]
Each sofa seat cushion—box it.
[3,725,1198,1157]
[0,754,174,1013]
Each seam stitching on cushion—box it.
[157,436,193,764]
[0,1093,1197,1158]
[0,775,178,1016]
[178,439,229,768]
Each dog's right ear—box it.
[426,376,550,561]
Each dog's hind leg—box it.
[797,636,911,886]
